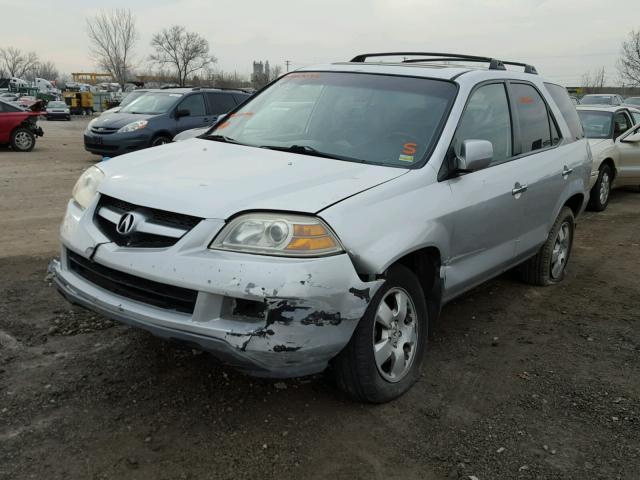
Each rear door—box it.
[509,82,572,259]
[445,82,528,297]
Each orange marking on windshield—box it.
[402,142,417,155]
[519,96,535,104]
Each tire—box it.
[10,128,35,152]
[588,164,612,212]
[518,206,575,286]
[150,135,171,147]
[333,264,428,403]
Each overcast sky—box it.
[1,0,638,85]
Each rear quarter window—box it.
[544,83,584,141]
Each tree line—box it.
[3,11,640,90]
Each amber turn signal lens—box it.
[286,236,337,251]
[293,224,328,236]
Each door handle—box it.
[512,182,528,196]
[562,166,574,177]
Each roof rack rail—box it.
[350,52,538,75]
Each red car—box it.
[0,99,44,152]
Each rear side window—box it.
[511,83,558,153]
[545,83,584,141]
[453,83,512,163]
[207,93,237,115]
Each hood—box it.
[100,107,120,116]
[90,112,155,129]
[98,138,408,219]
[587,138,612,156]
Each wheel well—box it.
[600,158,616,179]
[392,247,442,334]
[152,131,172,141]
[564,193,584,218]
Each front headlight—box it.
[72,166,104,210]
[118,120,148,133]
[210,213,343,257]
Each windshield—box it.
[208,72,457,167]
[578,110,612,138]
[119,92,181,114]
[120,90,146,107]
[48,101,66,108]
[625,97,640,106]
[580,95,614,105]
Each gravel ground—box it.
[1,118,639,480]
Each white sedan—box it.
[577,105,640,211]
[45,101,71,121]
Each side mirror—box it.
[622,131,640,143]
[176,108,190,118]
[457,139,493,172]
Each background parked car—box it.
[45,100,71,120]
[579,94,625,106]
[84,87,251,156]
[624,96,640,107]
[100,89,149,116]
[0,99,44,151]
[577,105,640,211]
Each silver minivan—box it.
[49,52,591,403]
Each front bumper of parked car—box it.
[83,128,152,156]
[48,198,382,377]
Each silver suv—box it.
[49,52,591,403]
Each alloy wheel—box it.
[372,288,419,383]
[551,222,571,279]
[599,171,610,205]
[14,131,33,151]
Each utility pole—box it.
[285,60,291,72]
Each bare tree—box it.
[31,61,59,81]
[0,47,39,78]
[149,25,216,87]
[580,66,606,93]
[270,64,283,81]
[618,29,640,86]
[86,9,137,87]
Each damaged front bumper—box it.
[49,201,383,377]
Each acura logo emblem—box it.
[116,213,136,235]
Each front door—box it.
[445,82,527,299]
[175,93,210,134]
[616,123,640,185]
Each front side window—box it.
[578,111,613,139]
[207,72,457,167]
[511,83,556,153]
[613,112,632,137]
[178,94,207,116]
[452,83,512,163]
[632,111,640,124]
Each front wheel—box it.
[588,164,612,211]
[150,135,171,147]
[10,128,35,152]
[333,264,428,403]
[518,206,575,286]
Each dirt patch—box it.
[0,119,639,479]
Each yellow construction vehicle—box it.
[63,91,94,115]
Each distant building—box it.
[251,60,272,88]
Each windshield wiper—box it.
[203,134,243,144]
[260,144,351,161]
